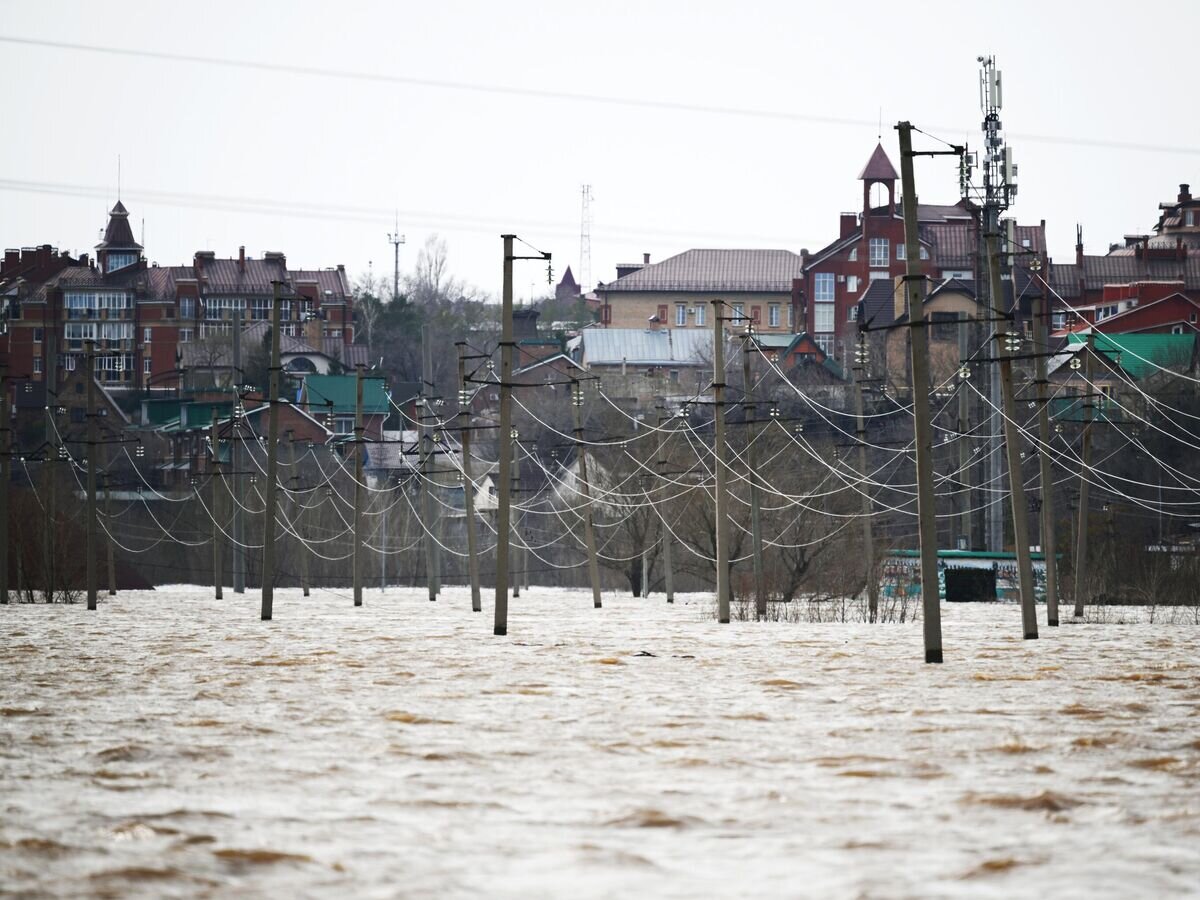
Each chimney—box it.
[840,213,857,239]
[791,277,804,330]
[238,246,246,272]
[194,250,215,278]
[1075,224,1084,268]
[1180,184,1192,203]
[643,253,650,265]
[2,250,17,274]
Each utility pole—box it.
[458,342,481,612]
[957,312,972,548]
[897,121,943,663]
[353,363,365,607]
[985,229,1038,640]
[231,305,245,594]
[572,376,603,608]
[579,185,593,295]
[741,331,766,619]
[0,363,8,605]
[420,328,439,601]
[1073,333,1095,618]
[44,311,59,604]
[260,284,282,621]
[291,435,309,597]
[711,299,732,624]
[1032,281,1059,626]
[494,235,551,634]
[212,409,223,600]
[655,401,674,604]
[512,431,523,598]
[104,469,116,596]
[387,223,405,302]
[852,336,879,622]
[85,341,98,610]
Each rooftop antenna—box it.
[117,154,121,202]
[877,106,882,141]
[580,185,592,293]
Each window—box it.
[787,304,793,328]
[144,357,152,375]
[897,243,906,260]
[814,303,835,333]
[205,297,244,320]
[813,273,835,302]
[1052,313,1067,330]
[768,304,780,327]
[199,322,231,338]
[731,303,745,325]
[847,248,858,262]
[281,324,297,337]
[869,238,889,267]
[249,298,271,321]
[180,298,195,319]
[814,335,834,355]
[1096,304,1118,321]
[694,304,705,326]
[143,327,152,343]
[324,328,342,338]
[669,370,679,383]
[33,357,42,374]
[105,252,136,273]
[99,322,133,342]
[847,275,859,293]
[334,415,355,434]
[751,306,761,324]
[64,355,77,371]
[1191,312,1198,324]
[656,304,668,323]
[33,327,43,343]
[675,304,687,326]
[601,304,612,324]
[179,328,193,343]
[1187,211,1195,227]
[1172,324,1185,335]
[65,322,98,349]
[847,305,860,323]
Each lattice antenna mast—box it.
[387,212,406,303]
[579,185,593,293]
[976,56,1017,218]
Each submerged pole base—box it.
[494,626,507,636]
[1024,631,1038,640]
[925,649,944,664]
[1047,618,1059,627]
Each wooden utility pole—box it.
[1033,290,1059,626]
[572,377,603,608]
[655,402,674,604]
[851,342,879,622]
[353,363,365,607]
[0,363,9,605]
[260,284,283,620]
[711,299,732,624]
[897,122,943,662]
[984,227,1038,640]
[85,341,98,610]
[458,342,481,612]
[421,327,442,600]
[1073,333,1095,618]
[231,305,245,594]
[211,409,223,600]
[494,236,516,635]
[741,333,767,619]
[44,318,59,604]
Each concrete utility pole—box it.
[212,410,223,600]
[741,333,767,619]
[0,363,9,605]
[711,299,732,624]
[1073,333,1095,618]
[897,121,943,663]
[572,377,603,609]
[851,339,879,622]
[260,284,283,621]
[232,306,245,594]
[104,469,116,596]
[957,312,972,549]
[420,326,439,602]
[1032,288,1059,626]
[494,235,516,635]
[458,342,481,612]
[512,432,522,598]
[85,341,98,610]
[44,315,59,603]
[985,228,1038,640]
[655,402,675,604]
[291,436,309,597]
[353,363,365,607]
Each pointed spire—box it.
[96,201,142,251]
[858,143,899,181]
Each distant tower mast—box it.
[387,213,405,302]
[579,185,593,293]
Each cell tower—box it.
[387,212,405,303]
[579,185,593,293]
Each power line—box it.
[1,35,1196,158]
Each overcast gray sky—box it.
[2,0,1197,301]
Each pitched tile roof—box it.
[599,249,805,293]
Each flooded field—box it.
[2,587,1199,898]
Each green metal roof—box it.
[1065,332,1195,380]
[890,549,1052,561]
[303,374,390,415]
[143,398,183,426]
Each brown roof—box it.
[858,143,899,181]
[95,201,143,251]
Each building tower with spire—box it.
[95,201,144,275]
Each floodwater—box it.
[2,588,1199,899]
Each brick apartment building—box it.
[0,202,358,392]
